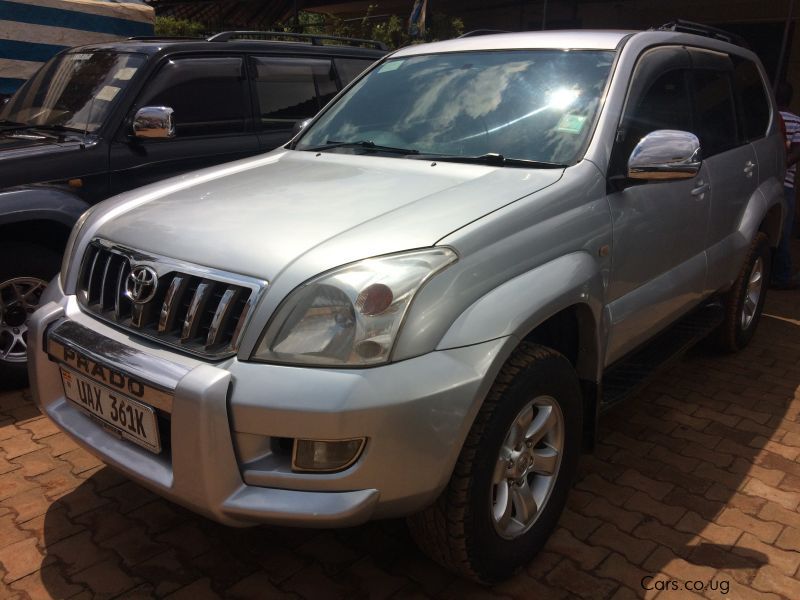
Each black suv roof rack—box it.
[654,20,749,48]
[459,29,512,38]
[127,36,204,41]
[206,30,387,51]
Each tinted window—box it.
[2,51,145,133]
[334,58,375,86]
[692,70,738,156]
[732,57,770,141]
[615,68,693,171]
[139,57,247,137]
[252,57,336,130]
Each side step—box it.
[600,302,725,410]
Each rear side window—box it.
[138,57,248,137]
[732,57,770,141]
[692,70,738,157]
[252,57,337,130]
[334,58,375,86]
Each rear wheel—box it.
[0,242,61,389]
[714,232,770,352]
[407,343,582,583]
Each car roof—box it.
[392,30,635,57]
[66,38,387,58]
[390,28,756,58]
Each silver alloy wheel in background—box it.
[0,277,47,363]
[491,395,564,539]
[740,256,763,330]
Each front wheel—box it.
[408,343,583,583]
[0,242,61,389]
[714,232,770,352]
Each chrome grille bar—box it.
[85,249,101,303]
[99,252,114,310]
[181,281,214,341]
[113,258,130,320]
[206,287,241,348]
[158,275,188,333]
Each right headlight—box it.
[251,247,457,366]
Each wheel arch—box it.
[437,251,606,453]
[759,200,783,248]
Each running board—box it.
[600,302,725,410]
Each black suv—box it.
[0,31,385,384]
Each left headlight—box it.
[252,248,457,366]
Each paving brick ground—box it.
[1,276,799,598]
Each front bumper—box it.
[28,282,507,527]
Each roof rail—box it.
[127,36,204,41]
[653,20,749,48]
[458,29,512,38]
[206,30,387,51]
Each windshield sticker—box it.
[96,85,121,102]
[115,67,137,81]
[556,114,588,134]
[70,53,92,61]
[378,60,404,73]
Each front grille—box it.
[78,241,266,358]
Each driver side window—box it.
[611,48,695,177]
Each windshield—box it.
[296,49,615,165]
[0,51,145,133]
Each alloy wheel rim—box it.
[0,277,47,363]
[740,257,763,330]
[490,395,564,539]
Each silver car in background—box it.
[29,27,784,582]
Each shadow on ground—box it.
[28,289,800,598]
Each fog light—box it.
[292,438,366,472]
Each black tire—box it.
[407,343,583,583]
[0,242,61,390]
[714,232,770,353]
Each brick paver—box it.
[1,280,799,598]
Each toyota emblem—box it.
[125,266,158,304]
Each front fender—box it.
[436,251,605,379]
[0,186,90,228]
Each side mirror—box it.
[291,118,312,138]
[628,129,701,180]
[133,106,175,139]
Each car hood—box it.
[0,132,74,159]
[94,149,563,282]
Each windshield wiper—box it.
[411,152,567,169]
[29,124,85,134]
[304,139,420,155]
[0,119,27,130]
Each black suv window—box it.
[732,57,770,141]
[691,69,739,157]
[252,57,337,130]
[137,57,248,137]
[334,58,375,86]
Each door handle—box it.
[744,160,755,177]
[691,180,709,197]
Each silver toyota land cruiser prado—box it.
[29,27,785,582]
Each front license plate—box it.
[60,367,161,453]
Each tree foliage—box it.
[154,16,206,38]
[153,7,464,50]
[279,6,464,49]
